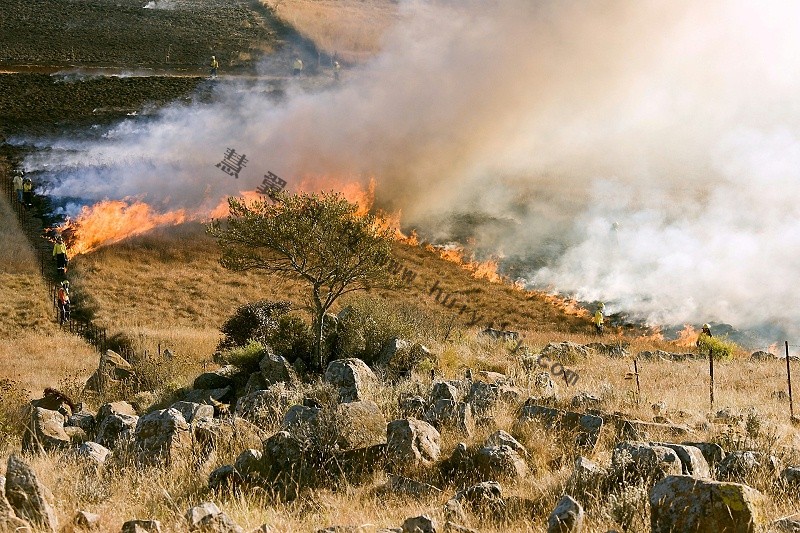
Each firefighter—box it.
[293,57,303,76]
[333,60,341,81]
[57,280,70,325]
[22,175,32,207]
[210,56,219,78]
[593,302,605,335]
[53,236,68,275]
[12,172,23,203]
[696,323,712,347]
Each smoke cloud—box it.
[21,0,800,339]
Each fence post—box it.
[633,358,641,405]
[786,341,794,420]
[709,348,714,412]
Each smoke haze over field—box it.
[23,0,800,338]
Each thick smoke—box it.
[22,0,800,338]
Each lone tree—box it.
[208,191,396,371]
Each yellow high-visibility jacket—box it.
[293,59,303,70]
[593,310,604,326]
[22,180,32,192]
[211,58,219,68]
[53,242,67,256]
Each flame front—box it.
[675,324,699,348]
[64,199,187,255]
[424,243,503,283]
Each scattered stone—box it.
[423,400,474,436]
[781,466,800,486]
[717,450,779,482]
[85,350,135,391]
[330,400,387,450]
[324,358,378,403]
[194,365,241,390]
[539,342,590,363]
[401,515,436,533]
[235,386,297,428]
[121,519,162,533]
[615,418,690,441]
[611,441,682,484]
[443,499,467,524]
[530,372,557,400]
[772,518,800,532]
[386,419,441,472]
[385,475,442,499]
[233,449,263,479]
[170,401,214,424]
[282,405,320,433]
[517,404,603,449]
[193,417,265,459]
[484,430,527,456]
[0,475,32,532]
[95,412,139,449]
[481,328,518,341]
[652,443,711,478]
[134,408,192,464]
[750,351,775,362]
[72,441,112,467]
[260,351,298,386]
[377,338,411,367]
[442,522,477,533]
[73,510,101,530]
[454,481,505,516]
[547,495,584,533]
[22,407,71,452]
[430,381,459,403]
[566,456,606,495]
[570,392,602,409]
[586,342,630,358]
[398,396,427,419]
[67,408,97,434]
[636,350,704,362]
[650,475,764,533]
[182,386,233,406]
[208,465,242,492]
[186,502,244,532]
[4,454,58,532]
[682,441,726,466]
[466,381,523,414]
[473,445,528,481]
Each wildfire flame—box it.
[423,243,503,283]
[675,324,699,348]
[540,293,591,319]
[63,199,187,255]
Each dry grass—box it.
[262,0,400,62]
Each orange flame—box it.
[675,324,699,348]
[64,200,186,255]
[424,243,503,283]
[539,293,591,318]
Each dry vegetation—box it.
[262,0,400,62]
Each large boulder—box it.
[4,454,58,532]
[235,385,298,428]
[650,475,764,533]
[134,408,192,464]
[324,358,377,403]
[517,404,603,449]
[547,495,584,533]
[466,381,523,415]
[193,365,242,390]
[85,350,135,391]
[473,445,528,481]
[384,475,442,499]
[192,417,265,460]
[454,481,505,516]
[484,430,528,456]
[186,502,244,532]
[566,456,607,496]
[539,342,590,363]
[95,413,139,449]
[611,441,683,485]
[386,419,441,473]
[67,408,97,435]
[0,475,32,532]
[72,441,112,467]
[121,519,162,532]
[430,381,460,403]
[652,442,711,478]
[423,400,474,436]
[169,401,214,424]
[22,407,71,452]
[331,400,387,450]
[401,515,436,533]
[255,430,316,499]
[260,352,298,386]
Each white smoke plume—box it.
[21,0,800,339]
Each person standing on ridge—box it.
[210,56,219,78]
[53,235,68,275]
[593,302,605,335]
[293,57,303,76]
[12,172,23,203]
[696,323,712,347]
[333,60,341,81]
[57,280,70,325]
[22,175,32,207]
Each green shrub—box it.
[218,340,268,370]
[265,314,314,364]
[697,335,738,360]
[217,300,292,350]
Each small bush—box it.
[265,314,314,364]
[218,300,292,350]
[218,340,268,370]
[697,335,738,360]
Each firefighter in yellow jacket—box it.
[53,236,68,274]
[593,302,605,335]
[210,56,219,78]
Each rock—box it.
[208,465,242,492]
[133,408,192,464]
[649,475,764,533]
[401,515,437,533]
[465,381,523,415]
[256,430,312,499]
[386,419,441,472]
[430,381,459,403]
[96,412,138,449]
[454,481,505,516]
[235,385,297,428]
[530,371,557,400]
[22,407,71,452]
[385,475,442,499]
[615,418,690,441]
[244,372,267,395]
[547,495,584,533]
[85,350,135,391]
[182,386,233,406]
[398,396,427,419]
[260,351,298,386]
[473,445,528,481]
[652,443,711,478]
[73,510,101,530]
[443,499,467,524]
[186,502,244,532]
[0,475,32,532]
[750,351,775,362]
[423,400,474,436]
[234,449,263,479]
[484,430,527,456]
[586,342,630,358]
[324,358,377,403]
[611,441,682,484]
[570,392,602,409]
[636,350,704,362]
[4,454,58,532]
[443,521,477,533]
[97,401,137,420]
[377,338,411,367]
[717,450,779,482]
[193,417,265,459]
[772,518,800,532]
[332,400,387,450]
[170,401,214,424]
[193,365,241,390]
[64,426,89,444]
[539,342,590,363]
[566,456,606,495]
[781,466,800,486]
[72,441,112,467]
[517,404,603,449]
[682,441,726,466]
[67,409,97,434]
[30,389,74,418]
[121,520,162,532]
[282,405,320,434]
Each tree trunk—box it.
[312,287,325,372]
